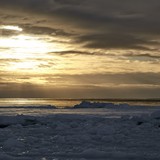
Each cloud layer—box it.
[0,0,160,98]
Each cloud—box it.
[120,52,160,62]
[0,47,10,50]
[123,52,160,59]
[75,33,157,50]
[0,0,53,13]
[0,28,21,37]
[0,71,160,98]
[49,72,160,86]
[0,59,24,63]
[48,50,96,56]
[0,82,45,98]
[0,81,160,98]
[0,0,160,98]
[48,50,160,64]
[0,0,160,51]
[21,24,73,37]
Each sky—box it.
[0,0,160,99]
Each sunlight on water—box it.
[0,98,160,107]
[0,98,160,116]
[0,98,81,107]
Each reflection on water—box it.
[0,98,160,116]
[0,98,81,108]
[0,98,160,108]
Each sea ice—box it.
[0,102,160,159]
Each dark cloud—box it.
[0,0,53,13]
[48,50,96,56]
[21,24,74,37]
[75,33,157,50]
[22,25,57,35]
[52,6,113,27]
[48,50,160,63]
[54,0,84,6]
[0,0,160,50]
[0,29,21,37]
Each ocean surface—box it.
[0,98,160,116]
[0,98,160,107]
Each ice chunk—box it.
[73,101,114,108]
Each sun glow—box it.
[0,25,23,31]
[0,34,67,56]
[0,27,75,81]
[0,35,48,52]
[0,33,54,73]
[11,61,39,70]
[0,34,53,59]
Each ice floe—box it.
[0,110,159,159]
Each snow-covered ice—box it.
[0,101,160,159]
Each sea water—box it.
[0,98,160,107]
[0,98,81,108]
[0,98,160,116]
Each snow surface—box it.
[0,102,160,159]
